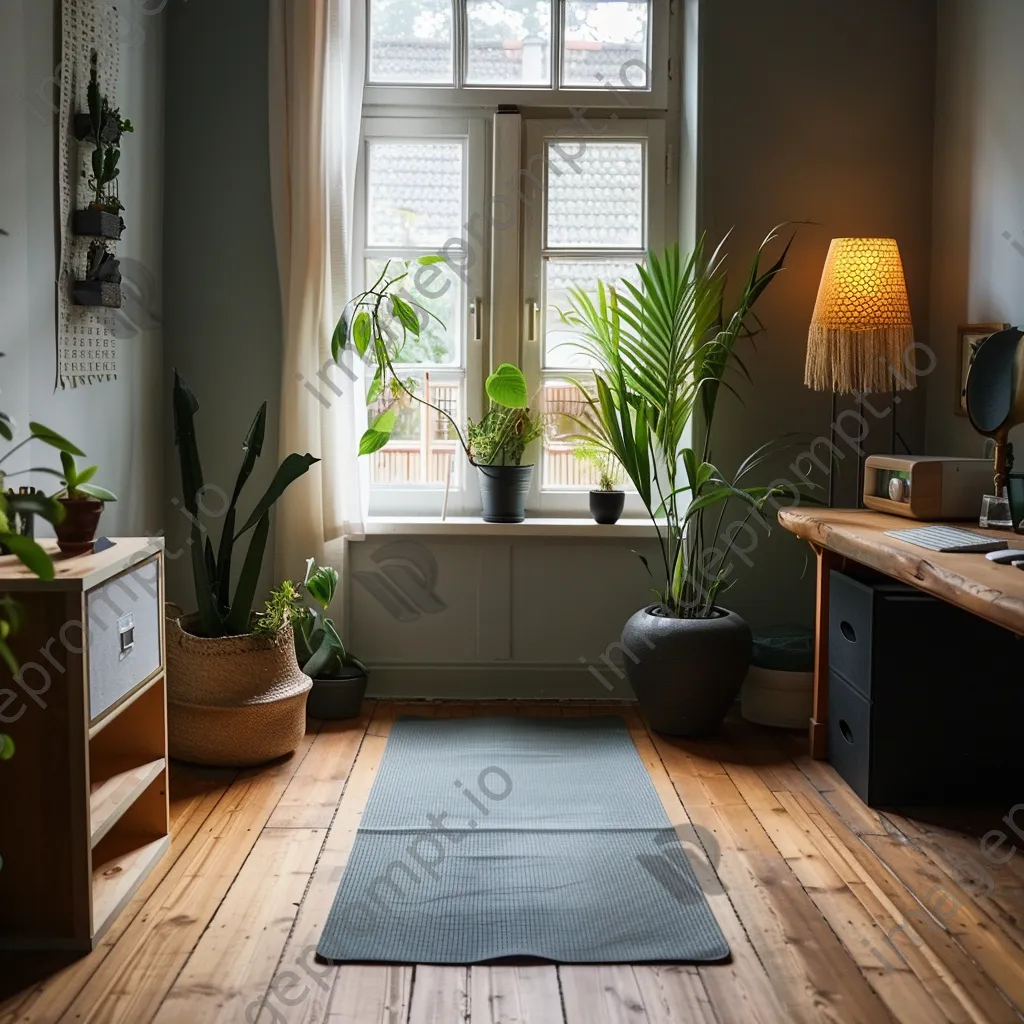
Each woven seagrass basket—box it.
[165,609,312,768]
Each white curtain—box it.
[269,0,367,590]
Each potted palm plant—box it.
[167,371,319,766]
[573,441,626,524]
[334,260,543,522]
[296,558,368,719]
[561,229,803,737]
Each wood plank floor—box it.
[2,700,1023,1023]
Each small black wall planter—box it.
[73,209,124,240]
[590,489,625,525]
[72,280,122,308]
[477,464,533,523]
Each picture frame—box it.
[957,322,1011,416]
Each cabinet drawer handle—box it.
[840,620,857,643]
[839,719,855,744]
[118,614,135,660]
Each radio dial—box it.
[888,477,910,503]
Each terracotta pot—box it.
[54,497,104,555]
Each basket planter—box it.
[165,613,312,767]
[73,209,124,239]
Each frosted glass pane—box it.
[367,141,464,248]
[546,141,644,249]
[466,1,552,86]
[562,1,650,89]
[366,259,462,366]
[369,0,454,85]
[543,258,642,368]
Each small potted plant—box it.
[296,558,368,719]
[574,442,626,524]
[72,53,133,241]
[51,452,116,555]
[72,242,122,308]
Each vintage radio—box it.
[862,455,992,520]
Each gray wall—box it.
[0,0,165,532]
[927,0,1024,457]
[163,0,283,607]
[696,0,938,629]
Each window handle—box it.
[526,300,540,343]
[471,297,483,344]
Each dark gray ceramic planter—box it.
[477,463,533,523]
[589,489,625,525]
[622,605,752,737]
[306,665,368,720]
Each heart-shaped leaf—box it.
[391,295,421,337]
[485,363,528,409]
[352,311,371,357]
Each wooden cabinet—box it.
[0,538,169,951]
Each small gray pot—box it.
[306,665,368,720]
[622,605,752,737]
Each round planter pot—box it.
[165,613,312,767]
[306,665,369,720]
[622,605,752,737]
[54,497,104,555]
[589,489,625,525]
[477,463,533,523]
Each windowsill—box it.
[358,516,658,538]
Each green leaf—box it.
[359,428,391,456]
[75,464,98,486]
[2,534,54,580]
[6,492,65,525]
[77,483,117,502]
[172,371,205,517]
[234,452,320,539]
[0,416,13,442]
[370,409,396,434]
[224,514,270,636]
[352,311,371,357]
[0,732,14,760]
[485,363,528,409]
[331,313,348,361]
[366,369,383,405]
[416,254,446,265]
[30,424,85,457]
[60,450,76,487]
[391,295,421,337]
[304,563,338,610]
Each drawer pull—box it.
[839,719,855,744]
[118,614,135,660]
[840,620,857,643]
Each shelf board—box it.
[91,834,169,941]
[89,757,166,848]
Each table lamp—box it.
[805,237,917,506]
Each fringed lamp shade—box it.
[805,238,916,395]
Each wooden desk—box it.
[777,508,1024,758]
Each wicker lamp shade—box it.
[805,238,916,395]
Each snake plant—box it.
[172,371,319,638]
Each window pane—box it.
[367,259,462,366]
[368,375,463,486]
[369,0,454,85]
[367,141,464,248]
[562,1,650,89]
[543,257,642,368]
[546,140,644,249]
[466,1,552,86]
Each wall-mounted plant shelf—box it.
[73,209,123,240]
[72,280,122,308]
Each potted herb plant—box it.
[574,442,626,525]
[167,371,319,767]
[51,452,117,555]
[295,558,368,719]
[72,53,133,241]
[335,260,542,522]
[72,242,121,308]
[561,230,806,737]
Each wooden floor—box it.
[3,700,1024,1024]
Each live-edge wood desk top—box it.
[779,507,1024,636]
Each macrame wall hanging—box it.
[57,0,128,389]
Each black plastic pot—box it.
[622,605,752,737]
[72,280,122,308]
[477,463,533,523]
[73,209,124,240]
[306,665,368,720]
[589,489,625,525]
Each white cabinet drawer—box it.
[86,558,162,722]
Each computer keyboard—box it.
[883,525,1009,554]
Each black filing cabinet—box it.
[828,570,1024,806]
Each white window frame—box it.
[520,117,666,516]
[363,0,672,112]
[355,116,490,517]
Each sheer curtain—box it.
[269,0,368,590]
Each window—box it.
[356,1,677,517]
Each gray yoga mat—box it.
[316,716,729,964]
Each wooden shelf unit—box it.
[0,539,169,951]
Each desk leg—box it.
[810,547,837,759]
